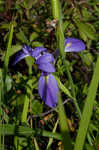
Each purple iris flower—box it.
[36,53,58,107]
[13,37,85,108]
[13,45,47,65]
[53,38,85,58]
[13,45,59,108]
[35,53,55,73]
[65,38,85,52]
[38,72,59,108]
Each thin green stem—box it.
[3,22,14,102]
[51,1,74,149]
[57,92,73,149]
[51,0,81,119]
[4,22,14,74]
[21,95,30,123]
[46,119,59,150]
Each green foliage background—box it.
[0,0,99,150]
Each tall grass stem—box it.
[74,56,99,150]
[51,0,81,119]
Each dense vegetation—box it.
[0,0,99,150]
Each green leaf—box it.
[81,8,91,21]
[30,32,39,42]
[63,21,70,31]
[25,56,34,74]
[34,138,40,150]
[9,45,22,57]
[0,69,3,104]
[21,95,30,123]
[0,124,62,140]
[46,119,59,150]
[16,29,30,44]
[74,19,96,40]
[85,144,95,150]
[32,41,44,47]
[4,22,14,71]
[74,56,99,150]
[0,23,10,29]
[80,52,93,66]
[54,75,73,99]
[32,100,43,115]
[89,124,99,132]
[12,94,26,106]
[57,92,72,149]
[1,108,9,123]
[5,75,12,92]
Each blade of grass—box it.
[21,79,33,123]
[55,75,81,117]
[4,22,14,73]
[34,138,40,150]
[16,79,33,150]
[54,75,73,99]
[1,22,14,150]
[3,22,14,106]
[51,0,81,119]
[74,56,99,150]
[57,92,72,149]
[51,1,73,149]
[0,124,62,140]
[46,119,59,150]
[19,29,30,45]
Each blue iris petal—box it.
[13,50,29,65]
[65,38,85,52]
[31,47,47,58]
[22,45,33,55]
[35,53,54,64]
[13,46,48,65]
[38,63,55,73]
[38,73,59,108]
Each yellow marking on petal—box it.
[66,42,71,47]
[45,75,48,84]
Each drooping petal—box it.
[38,63,55,72]
[22,45,33,55]
[13,46,47,65]
[38,74,59,107]
[31,47,47,58]
[13,50,29,65]
[35,53,54,65]
[65,38,85,52]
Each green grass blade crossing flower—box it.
[74,56,99,150]
[51,0,74,149]
[51,0,64,57]
[51,0,81,119]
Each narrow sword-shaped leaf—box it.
[74,56,99,150]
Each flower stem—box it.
[57,92,73,149]
[51,0,81,119]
